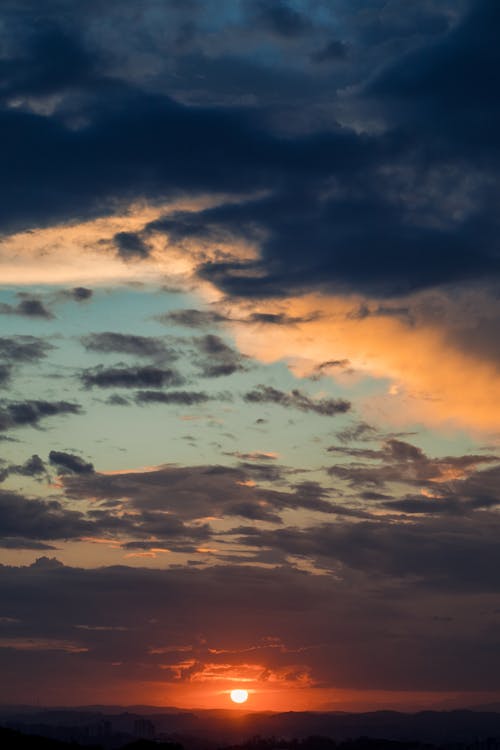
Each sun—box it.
[230,689,249,704]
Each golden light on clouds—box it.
[224,292,500,434]
[0,194,259,289]
[2,197,498,435]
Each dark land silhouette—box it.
[3,709,500,750]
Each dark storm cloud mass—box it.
[0,2,498,299]
[251,0,312,38]
[80,365,183,389]
[310,39,348,64]
[0,400,82,432]
[244,385,351,416]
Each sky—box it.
[0,0,500,713]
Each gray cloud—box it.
[0,400,82,432]
[0,336,53,363]
[0,365,11,388]
[157,308,317,330]
[81,332,176,361]
[0,298,53,319]
[193,334,248,378]
[157,308,229,328]
[60,463,340,524]
[0,454,47,484]
[244,385,351,416]
[0,485,214,552]
[134,390,212,406]
[49,450,94,475]
[327,438,499,490]
[80,365,184,389]
[230,511,500,593]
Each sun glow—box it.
[230,689,249,704]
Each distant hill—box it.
[0,726,87,750]
[3,708,500,748]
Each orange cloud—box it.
[223,293,500,434]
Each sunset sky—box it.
[1,0,500,712]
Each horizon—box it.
[0,0,499,715]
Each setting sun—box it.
[230,689,249,704]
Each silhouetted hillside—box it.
[3,709,500,749]
[0,726,99,750]
[0,726,184,750]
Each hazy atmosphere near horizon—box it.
[1,0,500,714]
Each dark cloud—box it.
[157,308,316,329]
[368,0,500,149]
[0,2,496,308]
[252,0,312,39]
[229,511,500,593]
[0,486,213,552]
[0,298,53,319]
[245,311,318,325]
[0,489,95,546]
[105,394,131,406]
[310,359,352,380]
[0,336,54,387]
[60,463,339,524]
[310,39,348,64]
[63,286,93,301]
[0,9,497,302]
[134,390,212,406]
[2,557,500,702]
[81,332,176,360]
[10,454,46,478]
[193,334,247,378]
[236,461,284,483]
[80,365,183,389]
[113,231,150,260]
[244,385,351,416]
[0,400,82,432]
[0,26,98,101]
[49,450,94,475]
[0,365,12,388]
[0,454,47,483]
[156,309,229,328]
[327,438,499,490]
[0,336,54,363]
[335,422,378,444]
